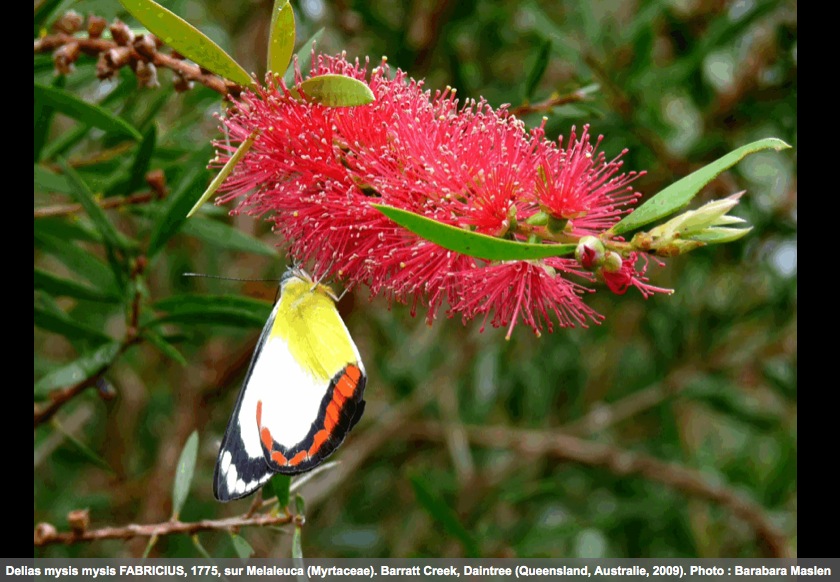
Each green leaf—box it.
[295,74,375,107]
[34,164,73,194]
[292,525,303,559]
[524,38,551,100]
[152,294,272,329]
[51,418,115,473]
[35,217,103,244]
[34,342,121,397]
[34,83,142,140]
[268,474,291,508]
[142,329,188,366]
[127,124,158,193]
[56,158,127,252]
[148,166,208,257]
[191,535,213,559]
[610,138,792,236]
[34,303,114,345]
[34,232,119,293]
[283,28,324,86]
[294,494,305,515]
[409,474,480,557]
[118,0,252,87]
[34,268,121,303]
[187,131,257,218]
[172,430,199,519]
[182,217,278,257]
[34,0,70,34]
[267,0,295,75]
[40,124,91,162]
[230,534,254,559]
[34,75,65,162]
[374,204,576,261]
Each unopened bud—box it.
[106,46,132,68]
[54,11,83,34]
[145,169,167,198]
[135,60,159,88]
[67,509,90,535]
[602,251,623,273]
[87,15,107,38]
[34,522,58,545]
[526,210,549,226]
[53,42,80,75]
[96,53,116,80]
[133,34,157,60]
[109,19,134,46]
[547,214,568,235]
[173,73,194,93]
[636,191,750,256]
[575,236,606,270]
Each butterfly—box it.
[213,267,366,501]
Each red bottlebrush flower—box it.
[212,52,662,336]
[601,253,673,298]
[451,259,602,339]
[533,124,643,235]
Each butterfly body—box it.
[213,268,366,502]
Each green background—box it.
[34,0,797,558]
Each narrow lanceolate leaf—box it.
[118,0,252,87]
[610,138,792,236]
[34,164,73,194]
[34,304,114,345]
[230,534,254,559]
[267,0,295,75]
[524,38,552,100]
[268,474,291,508]
[52,419,115,473]
[295,74,375,107]
[374,205,576,261]
[35,232,118,294]
[172,430,199,519]
[187,131,257,218]
[34,269,120,303]
[409,474,480,557]
[291,526,303,560]
[152,294,271,329]
[56,158,126,252]
[182,216,278,257]
[127,125,158,194]
[283,28,324,86]
[34,341,121,397]
[148,166,207,257]
[34,83,141,140]
[34,75,65,162]
[142,329,188,366]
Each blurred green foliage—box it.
[34,0,796,558]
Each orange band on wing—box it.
[289,451,308,466]
[308,429,330,456]
[271,450,287,465]
[335,365,361,398]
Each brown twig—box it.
[508,89,592,117]
[34,512,294,546]
[34,258,146,429]
[404,421,792,559]
[34,375,104,429]
[34,191,159,219]
[34,31,240,96]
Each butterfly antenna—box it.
[182,273,279,283]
